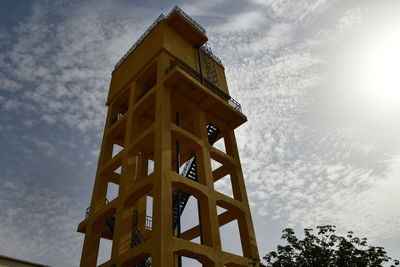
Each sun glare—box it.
[329,5,400,127]
[356,25,400,107]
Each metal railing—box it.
[165,58,201,79]
[114,6,207,71]
[201,43,223,66]
[111,108,127,124]
[132,211,153,230]
[165,58,242,112]
[131,224,147,245]
[145,215,152,230]
[129,211,152,266]
[168,6,206,34]
[85,198,110,218]
[114,14,166,70]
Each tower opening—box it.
[106,182,119,202]
[214,174,234,199]
[97,237,112,265]
[220,218,243,257]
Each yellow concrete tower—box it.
[77,6,259,267]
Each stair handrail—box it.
[172,190,191,229]
[129,212,152,266]
[181,152,195,178]
[131,224,146,245]
[171,125,221,229]
[207,124,220,145]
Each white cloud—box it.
[0,177,83,267]
[0,1,157,135]
[3,99,23,111]
[31,137,57,156]
[0,74,22,92]
[211,10,269,33]
[181,0,226,17]
[201,0,400,251]
[249,0,329,23]
[41,114,56,124]
[1,0,400,265]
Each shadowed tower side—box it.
[77,6,259,267]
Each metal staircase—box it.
[201,44,219,87]
[105,215,151,267]
[130,214,151,267]
[207,124,220,145]
[172,124,220,230]
[172,154,198,230]
[105,216,117,267]
[106,216,116,232]
[105,125,220,266]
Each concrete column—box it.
[224,129,259,260]
[151,54,174,266]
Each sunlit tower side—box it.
[77,6,259,267]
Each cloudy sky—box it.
[1,0,399,266]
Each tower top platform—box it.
[107,6,232,110]
[113,6,217,72]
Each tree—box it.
[262,225,399,267]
